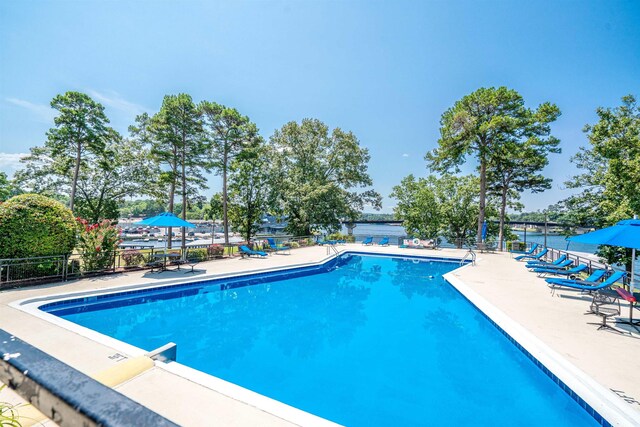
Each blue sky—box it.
[1,1,639,213]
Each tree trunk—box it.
[222,148,229,246]
[70,141,81,212]
[498,187,507,251]
[477,157,487,244]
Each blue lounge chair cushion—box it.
[378,237,390,246]
[527,259,573,271]
[515,247,548,261]
[362,237,373,245]
[533,264,587,277]
[239,245,268,257]
[544,269,608,287]
[526,254,567,267]
[545,271,626,291]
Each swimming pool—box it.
[41,253,602,426]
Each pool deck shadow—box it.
[1,245,639,425]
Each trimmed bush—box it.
[187,248,208,261]
[0,194,77,259]
[207,244,224,257]
[122,249,145,267]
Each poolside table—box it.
[152,253,182,272]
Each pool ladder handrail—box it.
[460,248,476,266]
[326,243,339,256]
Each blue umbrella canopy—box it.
[136,212,196,228]
[481,220,488,242]
[568,219,640,248]
[568,219,640,292]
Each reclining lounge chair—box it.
[239,245,268,258]
[545,270,625,294]
[533,263,587,278]
[526,254,567,267]
[515,247,548,262]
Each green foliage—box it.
[204,193,223,221]
[0,172,22,202]
[390,175,441,239]
[391,174,493,248]
[0,384,23,427]
[560,94,640,268]
[358,212,396,221]
[426,87,560,243]
[122,249,145,267]
[147,94,210,249]
[207,244,224,257]
[228,143,271,242]
[200,101,260,244]
[15,92,116,212]
[0,194,77,259]
[327,232,355,243]
[187,248,208,261]
[119,199,166,218]
[269,118,382,235]
[76,219,121,272]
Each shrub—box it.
[0,194,77,259]
[187,248,208,261]
[122,249,145,267]
[289,241,300,249]
[76,219,121,272]
[207,244,224,257]
[328,232,355,243]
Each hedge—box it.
[0,194,77,259]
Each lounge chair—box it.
[526,254,567,267]
[378,237,390,246]
[545,270,624,293]
[266,238,290,254]
[362,236,373,245]
[527,259,573,271]
[533,263,587,278]
[511,242,539,255]
[514,247,548,261]
[239,245,268,258]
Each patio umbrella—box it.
[136,212,196,250]
[568,219,640,293]
[481,220,488,243]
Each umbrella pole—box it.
[631,247,636,294]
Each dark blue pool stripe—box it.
[41,253,353,315]
[40,252,463,316]
[445,278,612,427]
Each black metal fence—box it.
[0,235,317,288]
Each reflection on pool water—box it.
[44,254,599,426]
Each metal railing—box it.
[0,235,318,288]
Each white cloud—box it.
[0,152,29,176]
[86,90,146,117]
[6,98,56,123]
[402,153,409,158]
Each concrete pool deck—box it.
[1,245,639,425]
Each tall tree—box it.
[562,94,640,271]
[426,87,560,244]
[269,119,382,235]
[390,175,441,240]
[228,141,272,242]
[0,172,21,201]
[19,92,114,212]
[200,102,258,245]
[487,120,560,250]
[148,94,209,250]
[390,174,490,248]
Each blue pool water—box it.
[44,254,599,426]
